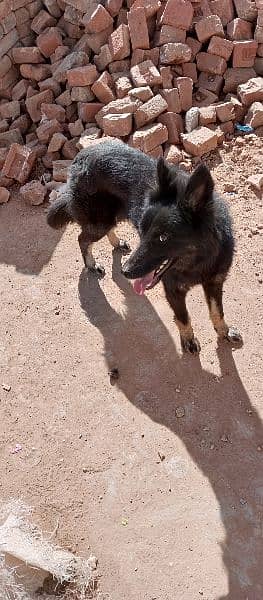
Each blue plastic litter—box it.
[235,123,254,134]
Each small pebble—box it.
[175,406,185,418]
[2,383,11,392]
[83,467,88,473]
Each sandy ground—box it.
[0,136,263,600]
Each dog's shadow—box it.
[79,253,263,600]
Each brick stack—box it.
[0,0,263,203]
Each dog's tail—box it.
[47,187,72,229]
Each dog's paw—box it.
[116,240,131,254]
[89,264,105,278]
[226,326,243,345]
[181,336,201,355]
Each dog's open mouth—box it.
[133,259,173,295]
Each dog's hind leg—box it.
[107,228,131,254]
[203,277,242,344]
[163,280,201,354]
[78,228,106,276]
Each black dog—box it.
[47,139,242,353]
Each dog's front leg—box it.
[163,279,200,354]
[203,278,242,344]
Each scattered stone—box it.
[175,406,185,418]
[248,174,263,190]
[0,187,10,204]
[20,180,46,205]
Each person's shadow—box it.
[0,197,63,275]
[79,253,263,600]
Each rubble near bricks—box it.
[0,0,262,196]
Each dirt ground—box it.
[0,136,263,600]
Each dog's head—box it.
[122,158,216,294]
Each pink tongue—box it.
[133,271,155,295]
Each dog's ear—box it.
[185,164,214,212]
[157,157,177,193]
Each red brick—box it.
[237,76,263,105]
[67,65,98,86]
[10,114,30,135]
[102,112,133,136]
[147,145,163,158]
[2,12,16,34]
[232,40,258,68]
[41,103,66,122]
[182,126,217,156]
[130,60,162,87]
[196,52,227,76]
[85,25,113,53]
[105,0,123,17]
[2,143,36,183]
[26,89,54,122]
[127,7,149,51]
[199,105,217,124]
[182,62,197,82]
[195,15,224,43]
[208,36,233,61]
[43,0,62,17]
[245,101,263,127]
[95,97,140,126]
[31,9,56,33]
[68,119,84,137]
[158,112,183,143]
[36,27,63,58]
[20,180,46,205]
[164,144,182,163]
[254,26,263,44]
[233,0,257,21]
[131,47,159,67]
[0,100,20,121]
[176,76,193,111]
[94,44,112,71]
[210,0,234,26]
[71,86,95,102]
[128,86,153,101]
[227,18,252,41]
[82,4,113,34]
[223,67,256,93]
[0,29,19,60]
[91,71,115,103]
[61,138,78,159]
[197,72,224,95]
[0,55,12,79]
[64,4,83,24]
[0,128,23,148]
[186,36,201,59]
[160,43,191,64]
[0,147,8,167]
[161,0,193,30]
[155,25,186,46]
[108,60,130,74]
[36,118,63,143]
[160,88,181,112]
[130,0,161,17]
[53,50,89,83]
[129,122,168,151]
[56,90,72,107]
[78,102,104,122]
[216,101,235,122]
[21,63,52,82]
[160,66,173,88]
[47,132,66,152]
[114,74,132,98]
[193,88,219,106]
[0,67,19,94]
[0,186,10,204]
[11,79,29,101]
[38,76,61,96]
[255,57,263,75]
[134,93,168,127]
[108,24,130,60]
[219,120,234,135]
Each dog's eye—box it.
[159,233,168,243]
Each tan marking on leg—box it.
[107,228,121,248]
[175,319,194,340]
[210,298,228,338]
[85,244,96,268]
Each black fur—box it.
[47,140,241,353]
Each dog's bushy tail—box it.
[47,187,72,229]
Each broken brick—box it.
[161,0,193,30]
[181,126,218,156]
[227,17,253,40]
[237,76,263,105]
[0,101,20,120]
[130,122,168,151]
[20,180,46,205]
[79,102,104,122]
[127,7,150,51]
[130,60,162,87]
[208,36,234,61]
[245,101,263,127]
[232,40,258,68]
[160,88,181,112]
[160,43,192,64]
[158,112,183,143]
[108,24,130,60]
[36,27,63,58]
[2,143,37,184]
[134,93,168,127]
[67,65,98,87]
[195,15,224,43]
[102,112,133,136]
[216,101,235,122]
[82,4,113,34]
[223,67,256,93]
[176,76,193,111]
[91,71,115,103]
[196,52,227,75]
[36,118,63,142]
[12,46,44,64]
[164,144,182,163]
[26,89,54,122]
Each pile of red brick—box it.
[0,0,263,204]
